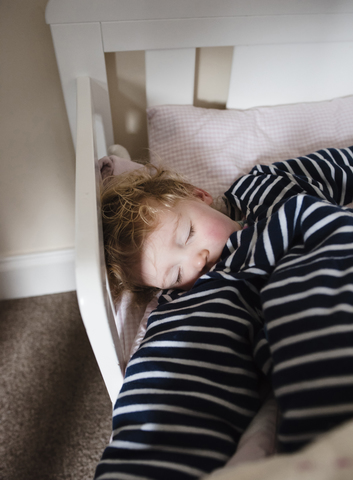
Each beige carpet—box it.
[0,291,112,480]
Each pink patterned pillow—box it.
[147,96,353,200]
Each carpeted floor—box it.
[0,291,112,480]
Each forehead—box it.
[145,206,180,250]
[140,207,180,287]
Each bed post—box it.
[46,19,114,153]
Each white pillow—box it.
[147,96,353,200]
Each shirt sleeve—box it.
[94,276,265,480]
[225,146,353,224]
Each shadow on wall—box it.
[194,47,233,110]
[105,51,149,161]
[105,46,233,161]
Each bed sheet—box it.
[205,416,353,480]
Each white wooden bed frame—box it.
[45,0,353,405]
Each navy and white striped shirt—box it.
[95,146,353,480]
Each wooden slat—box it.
[75,77,124,403]
[101,14,353,53]
[46,0,353,23]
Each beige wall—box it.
[0,0,232,259]
[0,0,75,257]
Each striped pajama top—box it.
[95,146,353,480]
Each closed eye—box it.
[187,223,195,243]
[174,223,194,286]
[175,268,182,285]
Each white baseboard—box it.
[0,249,76,300]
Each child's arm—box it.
[226,146,353,223]
[95,276,266,480]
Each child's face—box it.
[139,189,240,290]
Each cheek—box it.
[204,218,231,244]
[137,257,153,286]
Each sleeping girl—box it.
[95,146,353,480]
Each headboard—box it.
[46,0,353,152]
[46,0,353,403]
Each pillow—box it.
[98,153,147,366]
[147,96,353,200]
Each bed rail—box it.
[75,76,124,402]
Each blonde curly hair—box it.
[101,163,198,304]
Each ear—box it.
[193,187,213,205]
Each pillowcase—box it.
[147,95,353,200]
[98,154,147,366]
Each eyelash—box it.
[175,224,195,285]
[176,270,182,285]
[187,223,195,242]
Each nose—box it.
[192,249,208,271]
